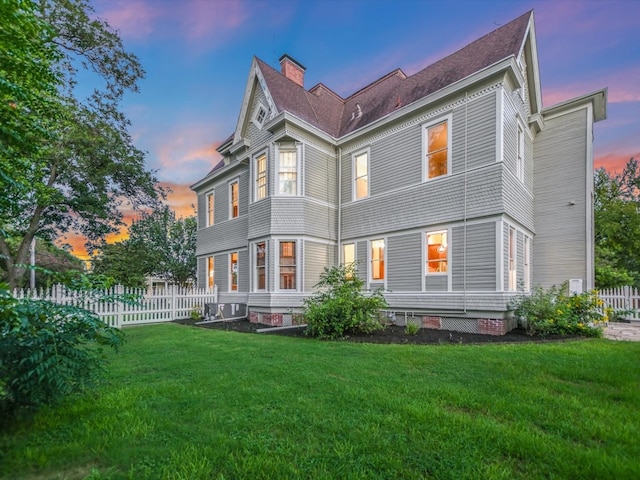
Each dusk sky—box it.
[68,0,640,258]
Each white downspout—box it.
[463,91,468,313]
[337,148,342,264]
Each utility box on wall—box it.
[569,279,583,295]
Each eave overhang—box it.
[190,158,249,192]
[541,88,608,123]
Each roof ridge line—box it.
[345,68,407,101]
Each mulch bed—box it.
[174,318,583,345]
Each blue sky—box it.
[70,0,640,255]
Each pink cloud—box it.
[595,152,640,173]
[95,0,162,40]
[543,66,640,107]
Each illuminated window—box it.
[426,231,448,273]
[279,241,296,290]
[230,181,239,218]
[424,118,449,180]
[343,243,355,278]
[524,235,530,292]
[255,153,267,200]
[508,227,516,291]
[278,149,297,195]
[207,256,215,289]
[370,239,385,281]
[206,191,214,227]
[256,242,266,290]
[353,150,369,200]
[517,124,524,182]
[230,252,238,291]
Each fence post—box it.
[171,285,176,320]
[115,285,124,328]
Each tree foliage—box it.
[0,0,161,288]
[594,158,640,288]
[92,206,197,288]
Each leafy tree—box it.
[91,241,149,288]
[594,158,640,288]
[126,206,198,287]
[0,0,160,288]
[0,236,85,288]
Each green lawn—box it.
[1,324,639,480]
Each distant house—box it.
[191,10,607,334]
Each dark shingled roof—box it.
[257,10,531,139]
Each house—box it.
[190,10,607,334]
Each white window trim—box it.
[253,240,267,292]
[508,227,517,291]
[205,190,214,227]
[253,150,268,202]
[516,120,525,183]
[229,251,239,293]
[228,179,239,219]
[421,113,453,182]
[252,102,268,129]
[275,142,301,196]
[352,147,370,201]
[523,235,531,292]
[424,229,450,276]
[368,238,386,285]
[274,238,300,292]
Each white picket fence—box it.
[599,286,640,321]
[12,284,218,328]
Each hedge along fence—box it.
[12,284,218,328]
[599,286,640,321]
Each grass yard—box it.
[1,324,639,480]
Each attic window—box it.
[253,103,267,128]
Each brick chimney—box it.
[279,54,306,88]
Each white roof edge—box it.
[542,88,608,122]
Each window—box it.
[353,150,369,200]
[508,227,516,291]
[254,104,267,127]
[278,149,297,195]
[426,231,448,273]
[230,181,239,218]
[279,241,296,290]
[256,242,266,290]
[230,252,238,291]
[517,124,524,182]
[524,235,531,292]
[370,239,385,281]
[206,191,214,227]
[255,153,267,200]
[207,256,215,289]
[424,118,449,180]
[343,243,355,278]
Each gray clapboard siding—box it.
[197,191,206,229]
[216,253,228,293]
[238,171,250,217]
[304,241,332,292]
[197,257,206,289]
[370,124,421,196]
[533,108,588,288]
[195,217,248,256]
[452,222,497,291]
[268,198,337,239]
[503,91,518,176]
[305,144,337,203]
[517,230,524,288]
[503,223,510,291]
[387,233,422,292]
[238,250,249,292]
[244,82,273,148]
[452,91,497,173]
[425,275,447,292]
[384,292,511,312]
[356,241,368,282]
[248,198,272,239]
[502,170,534,231]
[341,164,503,239]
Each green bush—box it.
[0,282,124,416]
[510,283,607,337]
[303,264,387,339]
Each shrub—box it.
[0,280,125,417]
[405,322,420,336]
[510,283,607,337]
[303,264,387,339]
